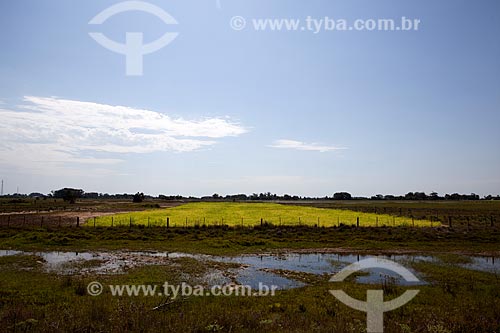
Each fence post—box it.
[448,216,452,228]
[40,216,44,228]
[393,216,395,227]
[376,216,378,227]
[23,216,26,227]
[166,217,170,229]
[129,216,132,228]
[76,217,80,227]
[94,217,96,228]
[317,217,320,227]
[356,217,359,228]
[260,218,263,227]
[111,216,114,227]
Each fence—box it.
[0,213,496,230]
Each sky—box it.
[0,0,499,197]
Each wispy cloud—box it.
[269,139,346,153]
[0,96,247,173]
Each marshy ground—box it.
[0,200,499,332]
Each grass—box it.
[3,199,497,229]
[1,201,497,332]
[0,253,498,332]
[0,199,498,332]
[1,224,498,255]
[93,202,437,228]
[288,200,500,227]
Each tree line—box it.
[2,189,498,203]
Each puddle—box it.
[0,250,199,275]
[0,250,22,256]
[216,253,433,286]
[462,256,498,273]
[127,251,201,259]
[235,268,305,289]
[36,251,98,266]
[0,250,497,289]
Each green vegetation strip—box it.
[94,203,436,228]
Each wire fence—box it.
[0,213,496,230]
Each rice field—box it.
[93,202,437,227]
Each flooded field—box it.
[1,225,499,332]
[1,249,497,290]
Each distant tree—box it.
[416,192,427,200]
[225,194,248,201]
[404,192,427,200]
[444,193,479,201]
[82,192,99,199]
[430,192,440,200]
[159,194,185,200]
[28,192,46,198]
[52,188,84,204]
[333,192,352,200]
[469,193,480,200]
[133,192,145,203]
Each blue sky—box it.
[0,0,499,197]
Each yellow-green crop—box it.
[93,202,437,227]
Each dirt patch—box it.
[0,202,185,227]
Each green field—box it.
[93,202,436,227]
